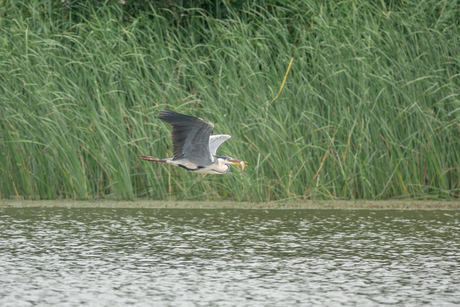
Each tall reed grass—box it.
[1,0,459,201]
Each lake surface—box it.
[0,208,459,306]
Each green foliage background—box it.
[1,0,459,201]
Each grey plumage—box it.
[140,109,247,174]
[209,135,231,156]
[157,109,214,166]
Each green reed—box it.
[1,0,459,201]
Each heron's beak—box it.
[228,158,248,171]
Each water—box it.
[0,208,459,306]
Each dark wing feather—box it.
[158,109,214,166]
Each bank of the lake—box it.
[1,200,459,210]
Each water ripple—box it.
[0,209,459,306]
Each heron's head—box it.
[217,156,248,171]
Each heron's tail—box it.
[139,155,167,162]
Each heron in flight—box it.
[140,109,247,174]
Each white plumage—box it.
[140,110,247,174]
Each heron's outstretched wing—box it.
[158,109,214,166]
[209,135,231,156]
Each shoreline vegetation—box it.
[1,200,459,210]
[1,1,460,202]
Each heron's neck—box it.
[214,158,230,174]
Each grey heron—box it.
[140,109,247,174]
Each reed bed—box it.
[1,0,459,201]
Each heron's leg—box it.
[139,155,168,162]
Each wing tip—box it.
[157,109,214,129]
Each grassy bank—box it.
[1,1,460,201]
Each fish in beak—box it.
[228,158,248,171]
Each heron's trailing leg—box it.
[139,155,168,162]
